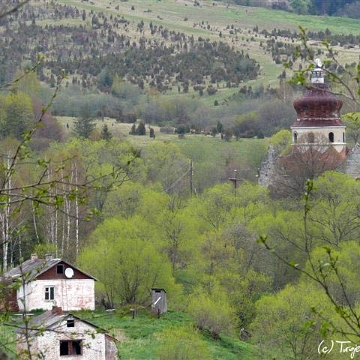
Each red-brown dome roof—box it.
[293,83,343,125]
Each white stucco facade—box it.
[291,124,346,153]
[18,279,95,312]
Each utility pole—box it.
[189,159,193,196]
[229,169,239,197]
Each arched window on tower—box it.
[329,132,334,143]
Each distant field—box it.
[57,116,267,189]
[58,0,360,35]
[57,116,176,144]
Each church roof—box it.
[292,60,344,128]
[293,83,343,126]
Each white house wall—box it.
[18,279,95,311]
[35,322,106,360]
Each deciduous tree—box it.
[343,113,360,145]
[188,290,236,340]
[78,217,181,306]
[1,92,33,140]
[251,282,334,359]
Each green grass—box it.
[173,135,267,166]
[57,0,360,36]
[0,313,35,357]
[56,117,268,182]
[63,0,360,35]
[76,309,260,360]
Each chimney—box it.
[31,253,38,260]
[52,306,63,315]
[45,254,53,261]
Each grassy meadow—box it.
[58,0,360,35]
[78,309,260,360]
[57,116,268,184]
[0,309,261,359]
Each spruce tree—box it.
[101,124,112,141]
[129,124,136,135]
[136,121,146,136]
[74,104,96,139]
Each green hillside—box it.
[1,309,260,359]
[2,0,359,134]
[3,0,359,94]
[54,0,359,88]
[81,309,259,359]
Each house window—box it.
[67,318,75,327]
[60,340,82,356]
[45,286,55,301]
[57,265,64,274]
[329,132,334,143]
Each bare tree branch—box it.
[0,0,31,21]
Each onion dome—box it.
[293,59,343,127]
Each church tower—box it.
[258,59,348,193]
[291,59,346,158]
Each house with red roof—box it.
[2,254,96,312]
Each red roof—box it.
[292,83,344,126]
[2,256,97,281]
[292,119,345,127]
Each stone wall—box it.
[258,143,360,189]
[343,144,360,178]
[258,145,279,188]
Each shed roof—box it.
[16,307,112,337]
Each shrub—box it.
[136,121,146,135]
[160,126,175,134]
[188,292,235,339]
[157,326,210,360]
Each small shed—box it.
[151,288,167,315]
